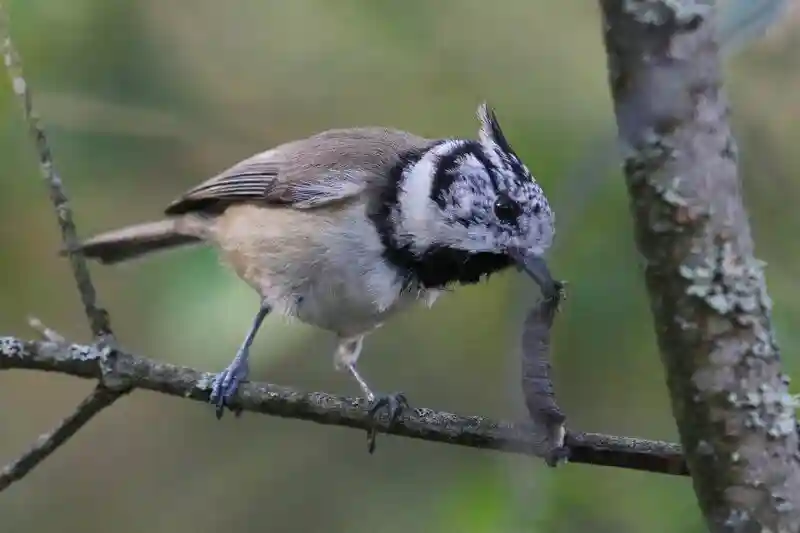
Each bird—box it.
[70,102,559,431]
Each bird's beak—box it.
[508,248,561,302]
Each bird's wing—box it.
[164,127,432,216]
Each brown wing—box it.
[164,127,432,216]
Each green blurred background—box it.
[1,1,798,532]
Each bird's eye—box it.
[493,195,521,224]
[532,203,542,215]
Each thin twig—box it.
[0,385,123,491]
[0,336,689,477]
[1,2,125,494]
[0,2,111,338]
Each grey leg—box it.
[346,363,376,402]
[334,335,408,453]
[334,336,372,398]
[210,302,271,419]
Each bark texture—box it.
[598,1,800,531]
[0,335,688,476]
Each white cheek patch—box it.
[397,140,465,251]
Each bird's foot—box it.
[210,355,250,419]
[366,391,408,454]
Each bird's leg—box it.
[210,301,271,419]
[334,335,408,453]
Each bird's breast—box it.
[212,203,430,336]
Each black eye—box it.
[493,195,521,224]
[532,203,542,215]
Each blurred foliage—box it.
[1,1,798,532]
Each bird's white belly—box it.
[292,272,429,336]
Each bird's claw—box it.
[368,391,408,425]
[366,392,408,454]
[209,359,249,419]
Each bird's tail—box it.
[65,219,204,265]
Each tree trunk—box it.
[597,1,800,531]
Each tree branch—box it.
[0,384,122,492]
[1,1,126,492]
[598,0,800,530]
[0,334,690,475]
